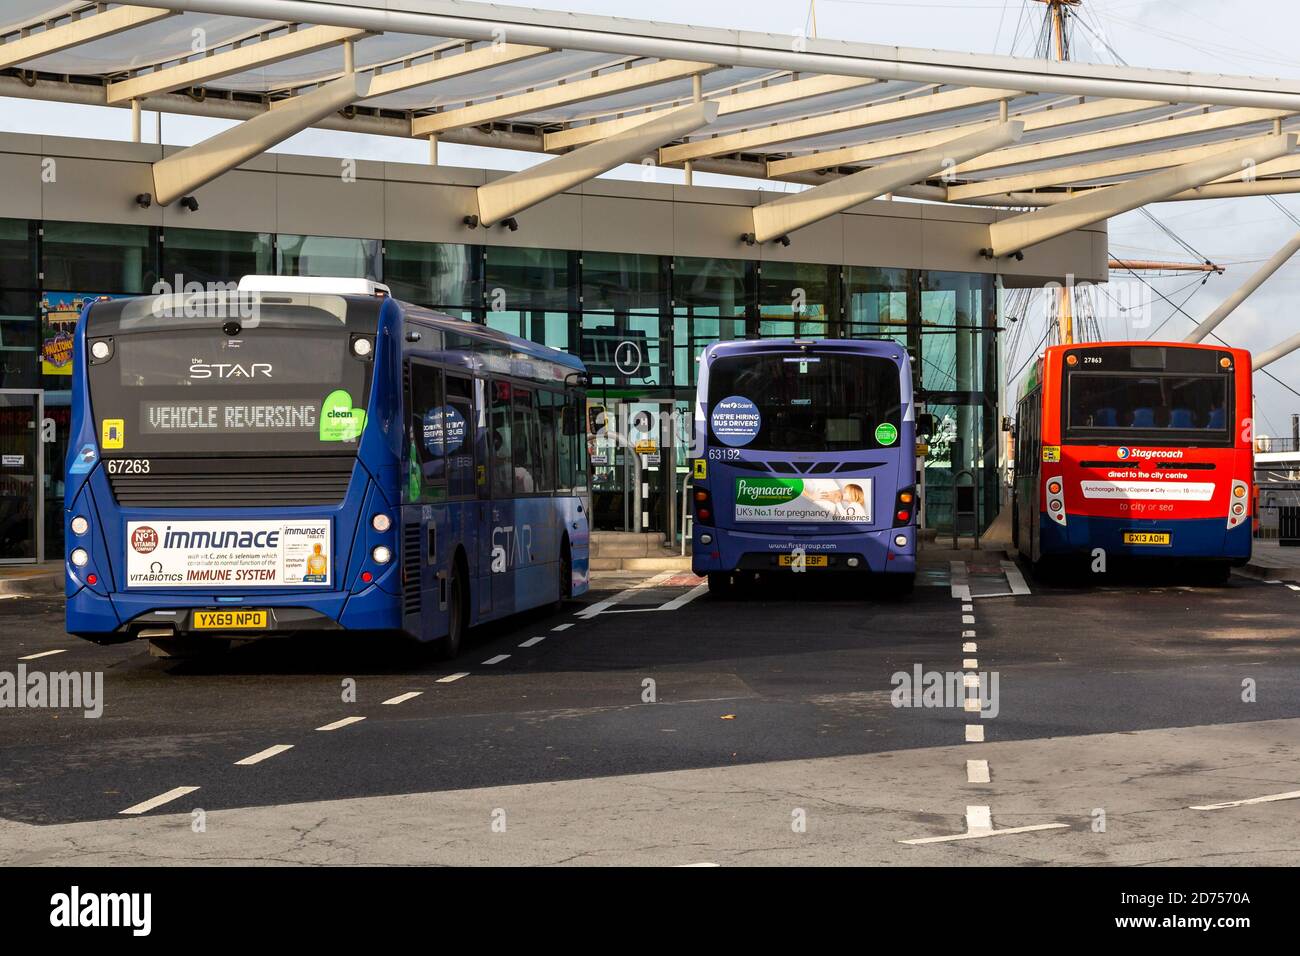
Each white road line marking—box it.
[1288,585,1300,592]
[962,630,975,638]
[18,649,66,661]
[966,759,991,783]
[965,725,985,743]
[964,698,981,712]
[962,642,977,653]
[481,653,510,665]
[963,658,978,669]
[1263,579,1282,585]
[1190,789,1300,811]
[962,614,975,625]
[436,672,469,683]
[1001,560,1031,595]
[234,744,294,766]
[967,805,992,832]
[676,862,721,867]
[962,603,973,612]
[382,692,423,705]
[658,582,709,611]
[519,636,546,648]
[551,623,574,631]
[576,571,676,619]
[900,821,1069,845]
[316,716,366,731]
[120,786,200,815]
[962,674,980,688]
[949,562,971,600]
[0,594,22,601]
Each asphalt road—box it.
[2,557,1299,865]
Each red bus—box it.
[1013,341,1252,581]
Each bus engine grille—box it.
[105,457,356,507]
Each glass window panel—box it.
[407,362,447,503]
[0,219,37,289]
[42,221,156,293]
[583,251,664,312]
[161,228,272,286]
[920,272,992,393]
[444,375,476,499]
[489,379,513,498]
[385,241,480,308]
[512,386,542,494]
[278,234,381,280]
[759,261,838,339]
[0,292,39,389]
[484,247,572,311]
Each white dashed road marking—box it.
[551,623,574,632]
[900,805,1069,845]
[657,582,710,611]
[436,672,469,684]
[962,615,975,625]
[481,654,510,665]
[382,692,422,705]
[962,642,977,653]
[316,716,366,731]
[966,759,991,784]
[963,658,978,669]
[1190,789,1300,811]
[234,744,294,766]
[965,725,985,743]
[1001,560,1031,595]
[519,636,546,647]
[18,649,66,661]
[120,786,200,816]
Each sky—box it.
[3,0,1300,434]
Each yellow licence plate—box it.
[192,609,269,630]
[1122,532,1171,546]
[778,554,828,567]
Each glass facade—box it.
[0,218,1005,556]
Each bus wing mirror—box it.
[916,413,936,438]
[565,371,590,388]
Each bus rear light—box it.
[71,516,89,536]
[694,487,715,526]
[699,533,713,545]
[86,574,97,586]
[372,546,392,564]
[1227,479,1250,529]
[892,487,916,527]
[1047,481,1062,495]
[70,548,89,568]
[371,513,392,532]
[894,534,908,548]
[1045,476,1067,527]
[361,571,373,583]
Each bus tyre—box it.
[440,557,468,660]
[707,572,733,597]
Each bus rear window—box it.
[1066,372,1230,439]
[706,352,901,452]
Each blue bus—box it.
[64,277,590,657]
[691,338,922,595]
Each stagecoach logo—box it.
[1117,446,1184,461]
[130,526,159,554]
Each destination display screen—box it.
[139,400,322,435]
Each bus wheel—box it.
[440,557,468,660]
[707,572,733,597]
[555,538,572,611]
[1197,561,1231,586]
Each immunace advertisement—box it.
[125,520,332,588]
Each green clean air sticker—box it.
[875,422,898,446]
[320,389,366,442]
[734,477,804,507]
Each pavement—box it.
[2,543,1298,865]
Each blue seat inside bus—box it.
[1207,407,1226,429]
[1131,408,1156,427]
[1169,408,1195,428]
[1093,407,1118,426]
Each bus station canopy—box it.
[4,0,1300,251]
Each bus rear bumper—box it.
[1040,515,1252,561]
[692,526,916,576]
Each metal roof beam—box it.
[1185,228,1300,343]
[475,99,718,226]
[1253,328,1300,371]
[750,122,1023,243]
[767,96,1167,177]
[985,133,1297,258]
[364,42,551,99]
[659,85,1023,166]
[107,24,369,104]
[0,5,176,70]
[412,57,716,137]
[152,74,368,206]
[544,73,879,153]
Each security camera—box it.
[179,196,199,212]
[135,193,153,209]
[502,217,519,232]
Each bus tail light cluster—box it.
[1227,479,1249,530]
[694,487,714,526]
[1045,476,1067,526]
[892,487,916,527]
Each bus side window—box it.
[445,375,475,499]
[475,378,490,499]
[569,393,589,494]
[408,362,447,503]
[513,386,542,495]
[537,390,561,494]
[490,379,513,500]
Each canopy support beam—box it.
[1185,228,1300,343]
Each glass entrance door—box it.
[0,390,42,563]
[588,398,680,534]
